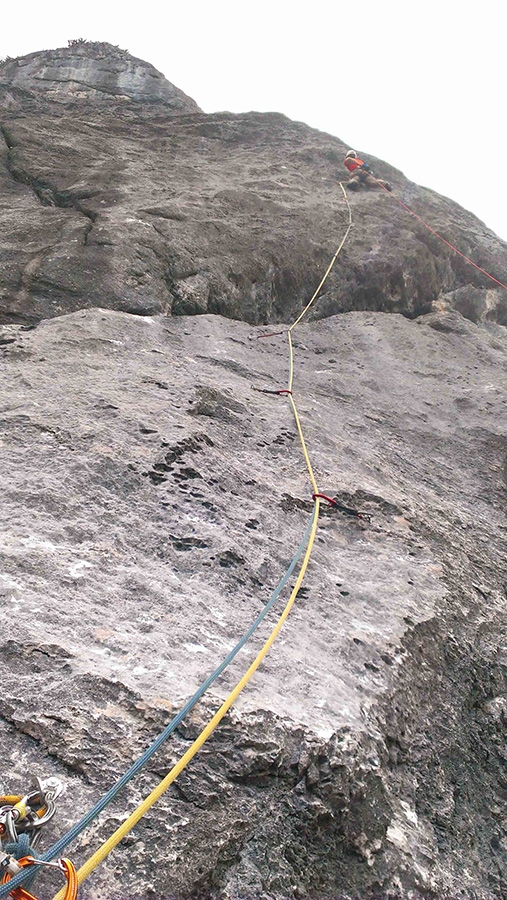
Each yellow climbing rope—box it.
[287,382,318,493]
[53,181,353,899]
[288,182,352,337]
[54,505,319,898]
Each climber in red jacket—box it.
[343,151,392,192]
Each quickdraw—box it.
[312,493,371,522]
[252,386,293,396]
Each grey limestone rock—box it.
[0,307,506,898]
[0,41,201,109]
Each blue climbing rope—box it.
[0,510,315,898]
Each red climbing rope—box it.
[374,179,507,293]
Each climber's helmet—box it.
[345,150,357,159]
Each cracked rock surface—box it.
[0,43,506,328]
[0,306,506,899]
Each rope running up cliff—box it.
[49,184,354,900]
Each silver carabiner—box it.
[4,810,18,845]
[25,798,56,831]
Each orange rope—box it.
[374,177,507,293]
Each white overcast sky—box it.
[2,0,506,240]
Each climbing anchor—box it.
[0,779,77,898]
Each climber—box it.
[343,151,392,192]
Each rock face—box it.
[1,307,506,899]
[0,43,506,900]
[0,41,201,108]
[0,43,506,328]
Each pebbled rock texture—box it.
[0,41,506,900]
[0,306,506,899]
[0,44,506,328]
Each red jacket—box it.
[344,156,365,173]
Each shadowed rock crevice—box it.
[1,122,96,243]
